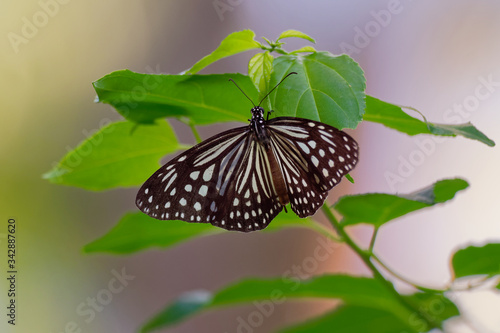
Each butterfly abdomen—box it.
[266,147,290,206]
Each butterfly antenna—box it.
[229,78,256,107]
[257,72,297,107]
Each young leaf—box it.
[451,243,500,279]
[289,46,317,54]
[364,96,495,146]
[186,30,262,74]
[93,70,257,125]
[140,275,413,332]
[276,30,316,43]
[84,211,322,254]
[248,51,274,99]
[270,52,366,129]
[43,121,183,191]
[279,305,419,333]
[335,178,469,227]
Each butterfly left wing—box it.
[266,117,359,217]
[136,126,284,232]
[136,127,250,225]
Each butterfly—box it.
[136,72,359,232]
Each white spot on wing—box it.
[203,164,215,181]
[298,142,310,154]
[311,156,319,167]
[199,185,208,197]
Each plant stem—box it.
[371,253,445,294]
[308,220,342,243]
[321,204,442,330]
[189,122,202,144]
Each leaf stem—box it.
[321,204,442,330]
[368,226,379,253]
[189,122,202,144]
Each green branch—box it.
[371,253,445,294]
[321,204,442,331]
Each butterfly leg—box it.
[266,110,274,121]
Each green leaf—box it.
[141,291,212,333]
[93,70,257,125]
[451,243,500,278]
[276,30,316,43]
[43,121,182,191]
[140,275,416,332]
[280,292,458,333]
[270,52,366,129]
[83,212,222,254]
[402,292,459,324]
[428,123,495,147]
[210,275,398,308]
[186,30,262,74]
[248,51,274,99]
[336,178,469,227]
[279,305,418,333]
[289,46,317,54]
[364,96,429,135]
[84,211,321,254]
[364,96,495,146]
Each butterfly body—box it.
[136,111,358,232]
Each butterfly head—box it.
[251,106,265,117]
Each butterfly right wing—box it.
[267,117,359,218]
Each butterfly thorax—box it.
[250,106,271,149]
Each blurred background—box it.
[1,0,499,332]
